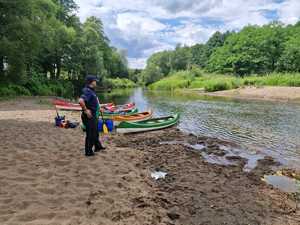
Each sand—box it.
[0,98,299,225]
[202,86,300,102]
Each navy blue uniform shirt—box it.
[80,86,99,116]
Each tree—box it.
[191,44,207,68]
[208,25,285,76]
[80,16,109,78]
[141,63,163,85]
[170,45,192,71]
[0,0,57,83]
[278,27,300,72]
[0,0,129,88]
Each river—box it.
[98,88,300,169]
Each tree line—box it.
[142,21,300,85]
[0,0,130,96]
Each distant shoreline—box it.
[196,86,300,102]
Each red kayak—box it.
[103,102,136,112]
[53,99,135,112]
[53,99,114,108]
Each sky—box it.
[74,0,300,69]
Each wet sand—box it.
[0,98,299,225]
[201,86,300,102]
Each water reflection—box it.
[98,88,300,168]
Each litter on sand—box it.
[151,171,168,180]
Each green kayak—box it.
[117,113,180,134]
[102,108,138,117]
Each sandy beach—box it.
[201,86,300,102]
[0,98,299,225]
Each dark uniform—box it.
[80,85,104,156]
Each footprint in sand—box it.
[104,197,115,204]
[0,209,16,216]
[0,166,8,171]
[38,212,57,220]
[54,160,71,167]
[0,215,11,223]
[76,182,94,188]
[37,187,56,195]
[1,198,13,204]
[16,212,37,223]
[12,176,35,183]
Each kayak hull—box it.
[102,108,138,116]
[103,103,135,112]
[117,114,180,134]
[109,110,153,126]
[54,99,135,113]
[55,105,138,116]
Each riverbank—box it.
[149,70,300,99]
[0,77,136,99]
[199,86,300,102]
[0,98,299,224]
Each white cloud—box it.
[116,12,166,36]
[128,58,147,69]
[170,23,217,46]
[74,0,300,68]
[278,0,300,24]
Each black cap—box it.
[85,75,99,83]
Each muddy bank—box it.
[112,129,300,225]
[0,98,299,225]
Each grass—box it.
[0,80,74,98]
[0,77,137,98]
[149,71,300,92]
[104,77,137,89]
[148,71,195,91]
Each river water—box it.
[98,88,300,168]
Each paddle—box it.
[54,106,66,127]
[55,106,60,118]
[100,109,109,134]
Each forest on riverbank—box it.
[0,0,137,97]
[143,21,300,91]
[3,1,300,96]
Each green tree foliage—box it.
[142,31,230,84]
[0,0,129,94]
[208,24,286,75]
[143,21,300,85]
[278,25,300,72]
[141,63,163,86]
[128,68,142,83]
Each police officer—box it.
[79,75,105,156]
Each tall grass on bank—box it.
[0,76,137,98]
[149,71,300,92]
[103,77,137,89]
[0,76,74,98]
[148,71,194,91]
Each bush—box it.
[0,86,17,96]
[231,79,243,89]
[149,70,195,90]
[104,77,136,89]
[0,72,75,98]
[149,71,300,92]
[9,85,31,96]
[242,73,300,87]
[23,72,74,97]
[190,65,204,77]
[0,85,31,97]
[204,80,232,92]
